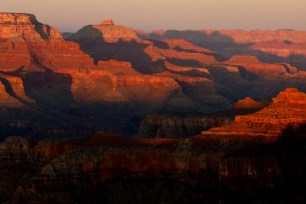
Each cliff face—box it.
[139,114,232,138]
[139,97,268,139]
[201,88,306,137]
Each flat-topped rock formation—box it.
[0,13,93,72]
[201,88,306,137]
[0,13,62,42]
[100,18,115,26]
[71,18,139,43]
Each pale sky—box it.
[2,0,306,32]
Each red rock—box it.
[164,61,210,74]
[100,18,115,26]
[216,29,306,44]
[144,45,220,64]
[0,13,62,42]
[72,19,140,43]
[232,97,265,110]
[0,74,34,107]
[252,40,306,58]
[225,55,262,64]
[225,55,297,78]
[163,39,217,54]
[201,88,306,137]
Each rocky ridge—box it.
[201,88,306,137]
[0,131,304,203]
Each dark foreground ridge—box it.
[0,130,306,203]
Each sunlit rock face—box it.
[201,88,306,137]
[0,13,93,72]
[71,18,139,43]
[0,13,62,42]
[141,29,306,70]
[225,55,298,79]
[0,12,306,138]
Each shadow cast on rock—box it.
[71,27,165,74]
[144,30,306,71]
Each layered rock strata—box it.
[201,88,306,137]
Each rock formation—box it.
[232,97,266,110]
[201,88,306,137]
[225,55,298,78]
[0,13,62,42]
[0,13,306,138]
[140,29,306,70]
[71,19,139,43]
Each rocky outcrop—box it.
[201,88,306,137]
[0,13,93,72]
[232,97,266,110]
[0,13,62,42]
[71,19,139,43]
[0,74,35,107]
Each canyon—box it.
[0,13,306,139]
[0,12,306,204]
